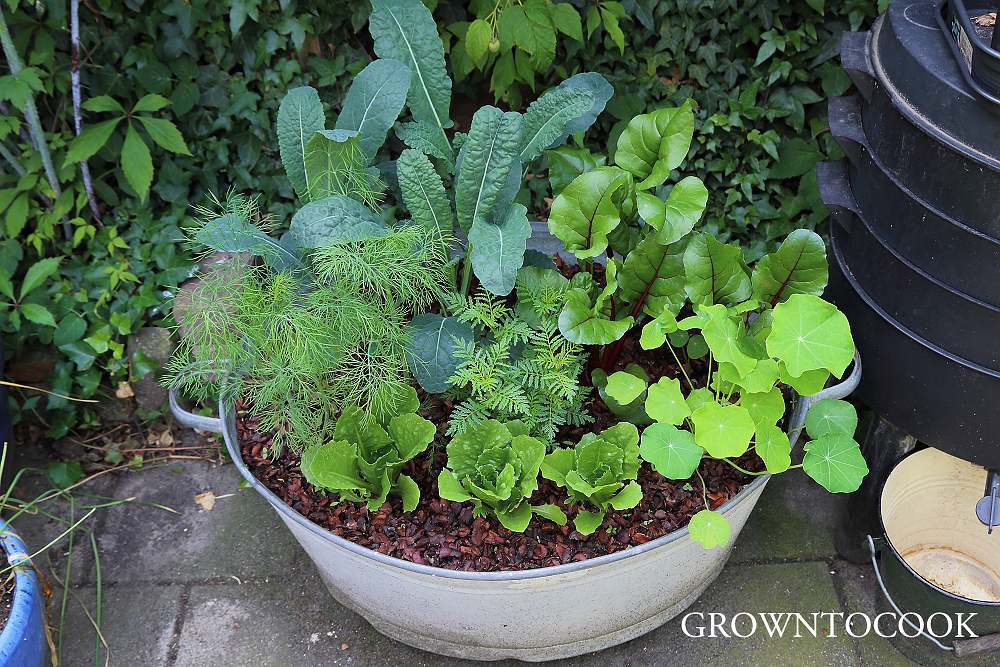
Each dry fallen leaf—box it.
[115,382,135,399]
[194,491,217,511]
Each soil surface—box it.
[238,400,765,572]
[0,577,12,629]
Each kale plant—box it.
[437,419,566,531]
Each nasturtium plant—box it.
[541,423,642,535]
[438,420,567,531]
[300,393,433,512]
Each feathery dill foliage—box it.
[164,196,453,456]
[445,291,592,446]
[311,223,454,310]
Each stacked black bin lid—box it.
[816,0,1000,469]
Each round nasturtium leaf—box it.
[688,509,731,549]
[805,399,858,439]
[639,423,703,479]
[754,424,791,473]
[766,293,855,378]
[778,362,831,396]
[691,402,755,459]
[605,371,648,405]
[685,387,715,413]
[686,334,709,359]
[802,435,868,493]
[644,377,690,425]
[739,387,785,430]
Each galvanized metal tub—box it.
[169,356,860,661]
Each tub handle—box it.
[788,352,862,448]
[169,389,225,434]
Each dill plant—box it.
[164,196,453,456]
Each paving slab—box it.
[731,471,840,563]
[171,559,856,667]
[93,461,308,584]
[57,582,182,667]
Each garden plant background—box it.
[0,0,883,437]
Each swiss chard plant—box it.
[537,98,866,547]
[300,388,434,512]
[540,422,642,535]
[437,419,567,532]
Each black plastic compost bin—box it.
[816,0,1000,660]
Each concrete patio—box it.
[16,453,993,666]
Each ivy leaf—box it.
[20,303,56,327]
[369,0,453,144]
[614,100,696,190]
[805,399,858,439]
[288,196,388,248]
[121,124,153,202]
[396,121,455,172]
[559,72,614,135]
[605,371,647,405]
[640,423,702,479]
[755,424,791,473]
[136,116,191,155]
[637,176,708,246]
[688,509,731,549]
[454,106,522,232]
[276,86,326,200]
[334,58,411,159]
[397,149,452,233]
[19,256,61,299]
[618,234,688,318]
[802,435,868,493]
[766,294,855,377]
[404,314,475,393]
[644,377,690,425]
[683,232,752,306]
[751,229,828,306]
[64,117,120,166]
[558,288,633,345]
[691,402,755,458]
[518,85,594,163]
[547,167,627,259]
[769,138,824,179]
[469,203,531,296]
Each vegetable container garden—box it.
[172,356,859,661]
[166,0,869,661]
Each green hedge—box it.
[0,0,878,436]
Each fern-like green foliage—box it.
[164,195,453,455]
[445,287,591,445]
